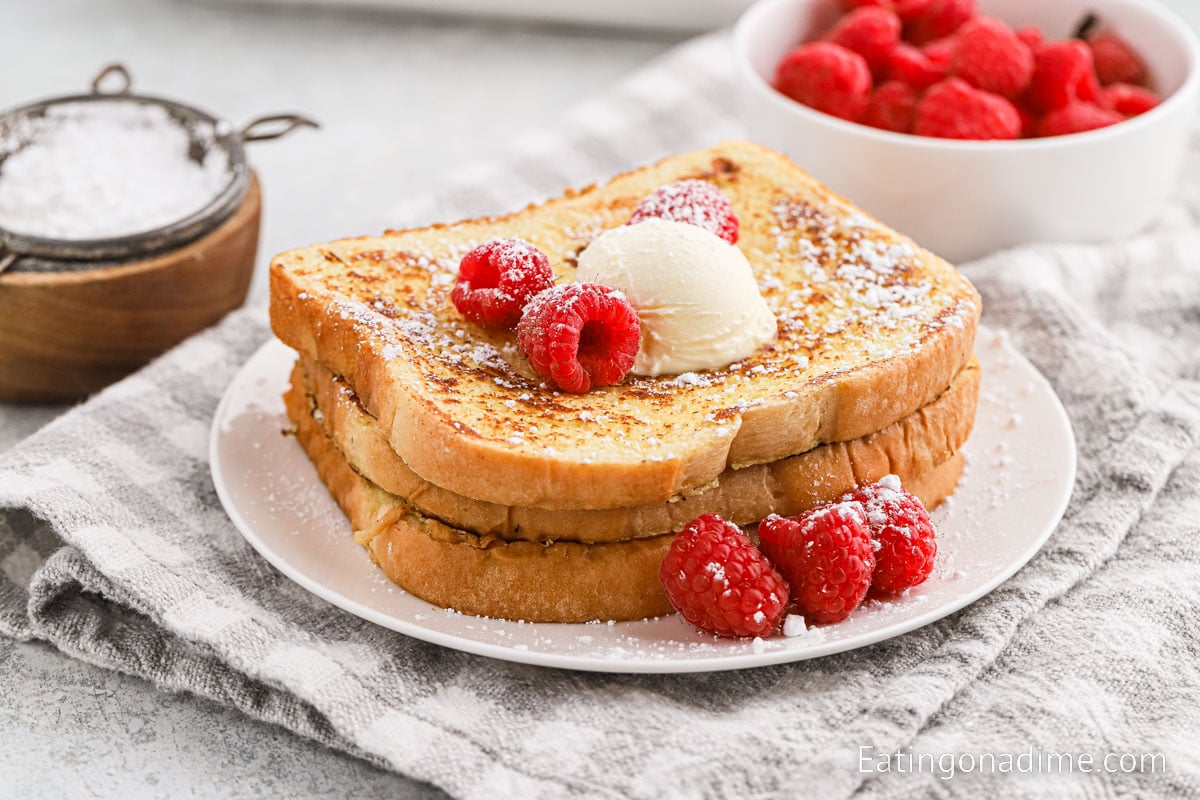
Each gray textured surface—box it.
[0,0,676,796]
[0,639,445,799]
[0,405,68,453]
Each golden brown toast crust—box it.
[270,141,980,510]
[289,355,980,542]
[291,393,966,622]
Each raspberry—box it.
[775,42,873,122]
[1026,40,1099,113]
[842,0,930,17]
[1035,102,1124,137]
[826,6,902,76]
[628,180,739,244]
[1100,83,1161,117]
[842,0,892,9]
[451,238,554,329]
[1088,32,1147,87]
[886,43,947,89]
[659,514,789,638]
[860,81,919,132]
[921,36,957,71]
[758,505,875,624]
[516,283,640,393]
[914,78,1021,140]
[893,0,934,22]
[1015,26,1044,50]
[841,476,936,596]
[952,17,1034,97]
[1017,103,1038,138]
[906,0,977,45]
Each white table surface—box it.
[3,1,1198,797]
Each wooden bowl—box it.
[0,172,261,402]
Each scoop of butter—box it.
[576,218,777,376]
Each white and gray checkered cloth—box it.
[3,34,1200,798]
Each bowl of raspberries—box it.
[734,0,1200,262]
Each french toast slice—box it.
[271,141,980,510]
[289,387,967,622]
[290,355,979,543]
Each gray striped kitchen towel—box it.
[3,32,1200,799]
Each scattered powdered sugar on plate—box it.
[0,101,232,239]
[373,337,1034,664]
[782,614,807,637]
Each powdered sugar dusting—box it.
[628,179,736,241]
[764,195,976,366]
[298,176,975,460]
[0,101,231,239]
[251,327,1067,670]
[465,238,548,303]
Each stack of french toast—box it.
[269,141,981,624]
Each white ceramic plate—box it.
[211,328,1075,673]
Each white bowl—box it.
[733,0,1200,263]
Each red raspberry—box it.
[1015,26,1044,50]
[1101,83,1161,117]
[914,78,1021,140]
[1017,103,1038,138]
[842,0,892,10]
[952,17,1034,97]
[841,476,936,596]
[1026,40,1100,113]
[451,238,554,329]
[759,505,875,624]
[775,42,873,122]
[894,0,934,22]
[1035,102,1124,137]
[905,0,977,45]
[886,43,947,88]
[826,6,902,76]
[921,36,958,70]
[841,0,933,21]
[659,514,789,638]
[860,81,919,133]
[517,283,640,393]
[628,180,738,244]
[1088,32,1147,87]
